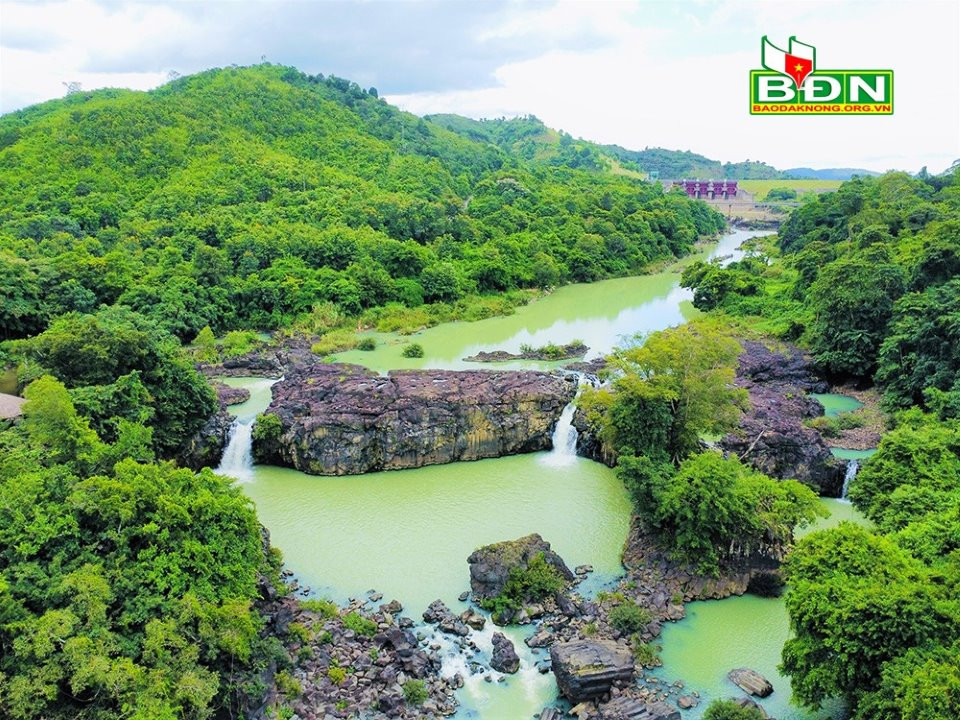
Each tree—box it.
[607,324,747,461]
[782,524,954,709]
[637,452,822,574]
[12,308,216,456]
[808,250,906,377]
[703,699,768,720]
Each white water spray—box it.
[543,374,590,467]
[840,459,858,502]
[215,420,255,483]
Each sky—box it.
[2,0,958,173]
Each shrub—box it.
[609,603,652,635]
[357,337,377,351]
[221,330,259,358]
[479,552,568,618]
[342,611,377,637]
[631,637,661,668]
[703,699,768,720]
[327,666,347,685]
[300,598,339,618]
[252,413,282,444]
[402,342,424,358]
[402,679,428,705]
[311,329,359,355]
[275,670,301,697]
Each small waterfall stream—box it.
[840,459,859,502]
[542,374,590,467]
[215,420,255,483]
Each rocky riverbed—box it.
[252,363,577,475]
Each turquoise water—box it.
[810,393,863,417]
[219,229,867,718]
[651,499,869,720]
[829,447,876,461]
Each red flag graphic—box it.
[785,53,813,88]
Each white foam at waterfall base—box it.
[215,420,255,483]
[839,459,858,503]
[542,375,587,468]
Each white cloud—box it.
[1,0,957,172]
[390,0,960,173]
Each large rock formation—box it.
[253,363,576,475]
[550,639,635,702]
[720,341,844,496]
[178,405,233,470]
[728,667,774,698]
[490,632,521,674]
[467,533,575,601]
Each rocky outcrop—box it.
[212,381,251,406]
[464,341,587,363]
[254,363,576,475]
[467,533,575,601]
[490,632,521,673]
[728,668,773,698]
[721,341,844,496]
[597,698,680,720]
[422,600,469,637]
[178,405,232,470]
[573,407,616,467]
[550,639,635,702]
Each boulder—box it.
[422,600,469,637]
[178,406,232,469]
[728,667,774,698]
[254,363,576,475]
[467,533,575,601]
[211,381,251,406]
[598,697,680,720]
[490,632,521,674]
[550,639,635,702]
[720,341,843,495]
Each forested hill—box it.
[0,64,725,342]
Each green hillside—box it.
[0,65,724,342]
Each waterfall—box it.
[542,374,586,467]
[215,420,255,483]
[840,459,858,502]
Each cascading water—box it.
[840,459,859,502]
[215,420,255,483]
[542,373,589,467]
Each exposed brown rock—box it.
[254,363,577,475]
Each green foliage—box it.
[0,65,723,342]
[310,329,358,356]
[479,553,567,617]
[625,452,824,574]
[299,598,339,619]
[274,670,301,697]
[598,323,747,462]
[327,666,346,685]
[766,186,798,201]
[702,699,768,720]
[608,603,652,635]
[342,612,377,637]
[9,307,216,455]
[630,637,661,668]
[0,384,273,720]
[401,679,428,705]
[356,337,377,351]
[401,342,425,358]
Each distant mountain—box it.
[600,145,784,180]
[784,167,882,180]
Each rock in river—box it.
[467,533,575,601]
[550,639,635,702]
[491,632,521,674]
[728,667,774,698]
[253,363,576,475]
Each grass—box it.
[740,179,844,200]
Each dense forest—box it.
[682,169,960,718]
[0,64,723,346]
[2,60,958,720]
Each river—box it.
[216,229,863,718]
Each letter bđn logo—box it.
[750,36,893,115]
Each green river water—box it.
[217,230,869,719]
